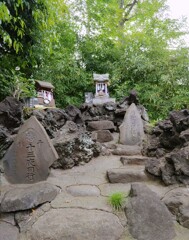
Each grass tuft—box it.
[108,192,126,211]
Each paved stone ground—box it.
[47,154,189,240]
[1,149,189,239]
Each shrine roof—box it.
[93,73,109,82]
[35,80,55,89]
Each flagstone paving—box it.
[1,153,189,239]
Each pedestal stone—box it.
[3,116,59,184]
[92,97,116,105]
[119,103,144,145]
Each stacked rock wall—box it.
[0,95,148,170]
[146,109,189,185]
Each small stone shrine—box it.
[3,116,59,184]
[35,80,56,107]
[119,103,145,145]
[24,80,56,108]
[92,73,116,105]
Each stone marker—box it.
[119,103,144,145]
[3,116,59,184]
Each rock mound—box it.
[52,128,101,169]
[146,109,189,158]
[145,109,189,185]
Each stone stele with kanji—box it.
[3,116,59,184]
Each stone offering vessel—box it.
[3,116,58,184]
[119,103,145,145]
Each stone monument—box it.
[3,116,59,184]
[92,73,116,105]
[119,103,145,145]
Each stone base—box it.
[92,97,116,105]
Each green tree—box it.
[0,0,48,54]
[32,18,92,107]
[70,0,189,119]
[0,0,47,101]
[109,0,189,119]
[0,0,66,101]
[1,0,188,121]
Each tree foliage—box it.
[0,0,46,101]
[1,0,189,120]
[0,0,66,101]
[0,0,48,54]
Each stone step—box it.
[111,145,142,156]
[120,155,150,166]
[107,167,151,184]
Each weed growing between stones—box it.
[108,192,126,211]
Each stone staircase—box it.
[107,148,156,184]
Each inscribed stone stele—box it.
[3,116,59,184]
[119,103,144,145]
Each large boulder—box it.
[52,121,101,169]
[25,108,70,138]
[31,208,124,240]
[146,109,189,158]
[65,105,84,124]
[147,120,181,155]
[145,158,162,177]
[162,187,189,229]
[146,146,189,185]
[0,182,59,212]
[162,188,189,215]
[163,147,189,184]
[179,129,189,144]
[125,183,175,240]
[87,120,115,131]
[0,126,13,159]
[0,97,23,162]
[81,104,115,122]
[169,109,189,133]
[0,97,23,130]
[92,130,114,143]
[179,205,189,229]
[145,109,189,186]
